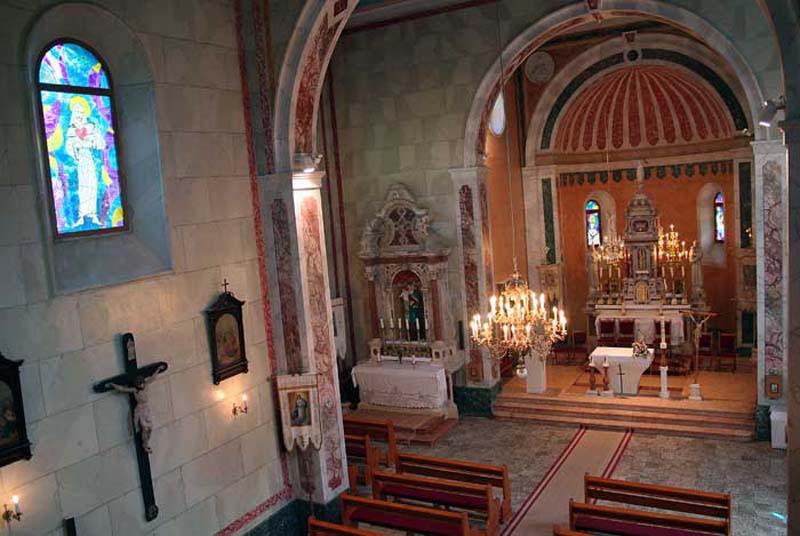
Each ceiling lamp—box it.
[469,2,567,370]
[758,96,785,128]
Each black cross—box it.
[93,333,168,522]
[222,278,230,293]
[617,363,626,393]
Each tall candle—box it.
[681,265,685,278]
[660,316,665,340]
[415,318,420,331]
[405,318,409,330]
[380,318,385,329]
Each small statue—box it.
[690,241,706,303]
[109,368,162,453]
[632,336,649,359]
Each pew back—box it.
[308,518,380,536]
[343,416,398,466]
[344,433,379,485]
[396,451,512,522]
[569,500,730,536]
[341,493,471,536]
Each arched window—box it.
[37,40,126,237]
[489,93,506,136]
[714,192,725,243]
[585,200,602,247]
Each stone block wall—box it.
[0,1,286,535]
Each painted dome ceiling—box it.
[552,64,735,153]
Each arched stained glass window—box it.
[585,200,602,247]
[714,192,725,243]
[37,40,126,236]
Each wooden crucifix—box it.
[93,333,168,522]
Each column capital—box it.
[751,139,786,158]
[293,170,326,191]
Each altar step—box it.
[492,396,754,441]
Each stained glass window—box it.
[585,200,602,247]
[37,41,125,236]
[714,192,725,243]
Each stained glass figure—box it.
[37,41,125,236]
[714,192,725,243]
[585,200,602,247]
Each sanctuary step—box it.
[492,394,754,441]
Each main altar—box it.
[355,185,463,418]
[586,172,706,362]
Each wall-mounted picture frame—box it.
[0,353,31,467]
[205,290,248,384]
[276,373,322,452]
[766,373,782,400]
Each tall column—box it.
[752,140,789,406]
[450,166,497,386]
[260,171,347,504]
[780,120,800,534]
[522,165,560,287]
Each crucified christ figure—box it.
[109,368,162,452]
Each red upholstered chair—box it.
[717,333,738,372]
[616,319,636,346]
[572,331,589,364]
[597,319,616,346]
[698,332,714,371]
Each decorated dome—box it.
[553,64,735,153]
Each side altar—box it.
[355,185,463,418]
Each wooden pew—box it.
[341,493,473,536]
[553,529,592,536]
[343,416,398,467]
[308,518,380,536]
[584,475,731,534]
[569,500,729,535]
[396,451,512,523]
[371,470,500,536]
[344,434,379,485]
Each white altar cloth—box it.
[352,361,448,409]
[595,307,685,345]
[589,346,654,395]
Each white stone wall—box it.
[0,1,285,535]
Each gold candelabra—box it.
[469,270,567,360]
[593,234,626,266]
[657,224,689,265]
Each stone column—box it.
[780,119,800,534]
[450,166,497,387]
[752,140,789,407]
[260,171,347,504]
[522,165,560,286]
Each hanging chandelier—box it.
[657,224,689,265]
[593,234,626,266]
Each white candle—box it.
[660,316,666,340]
[380,318,385,329]
[490,295,497,314]
[389,317,394,329]
[552,307,558,321]
[415,318,420,331]
[405,319,409,330]
[681,265,685,278]
[425,318,429,330]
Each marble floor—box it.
[396,417,787,535]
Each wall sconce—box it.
[232,394,248,416]
[758,96,786,127]
[2,495,21,524]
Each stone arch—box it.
[273,0,358,173]
[463,0,772,169]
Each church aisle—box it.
[502,428,631,535]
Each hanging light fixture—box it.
[469,3,567,371]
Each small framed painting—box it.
[277,373,322,452]
[205,290,248,384]
[0,353,31,467]
[766,374,782,400]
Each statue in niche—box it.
[691,242,706,303]
[400,283,426,340]
[636,248,648,273]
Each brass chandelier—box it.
[657,224,689,265]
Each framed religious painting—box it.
[205,290,248,384]
[0,353,31,467]
[276,373,322,452]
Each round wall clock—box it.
[524,51,555,84]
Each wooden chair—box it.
[308,518,380,536]
[717,333,737,372]
[395,451,512,523]
[598,319,616,346]
[345,434,380,485]
[371,470,500,536]
[580,475,731,535]
[698,332,714,370]
[616,319,635,346]
[343,416,398,467]
[572,331,589,364]
[341,493,472,536]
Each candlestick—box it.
[380,318,385,330]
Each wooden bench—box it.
[569,500,730,536]
[345,434,379,485]
[308,517,380,536]
[371,470,500,536]
[396,451,512,523]
[553,529,592,536]
[343,416,398,467]
[341,493,473,536]
[584,475,731,534]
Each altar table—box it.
[589,346,654,395]
[351,361,448,409]
[594,308,685,345]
